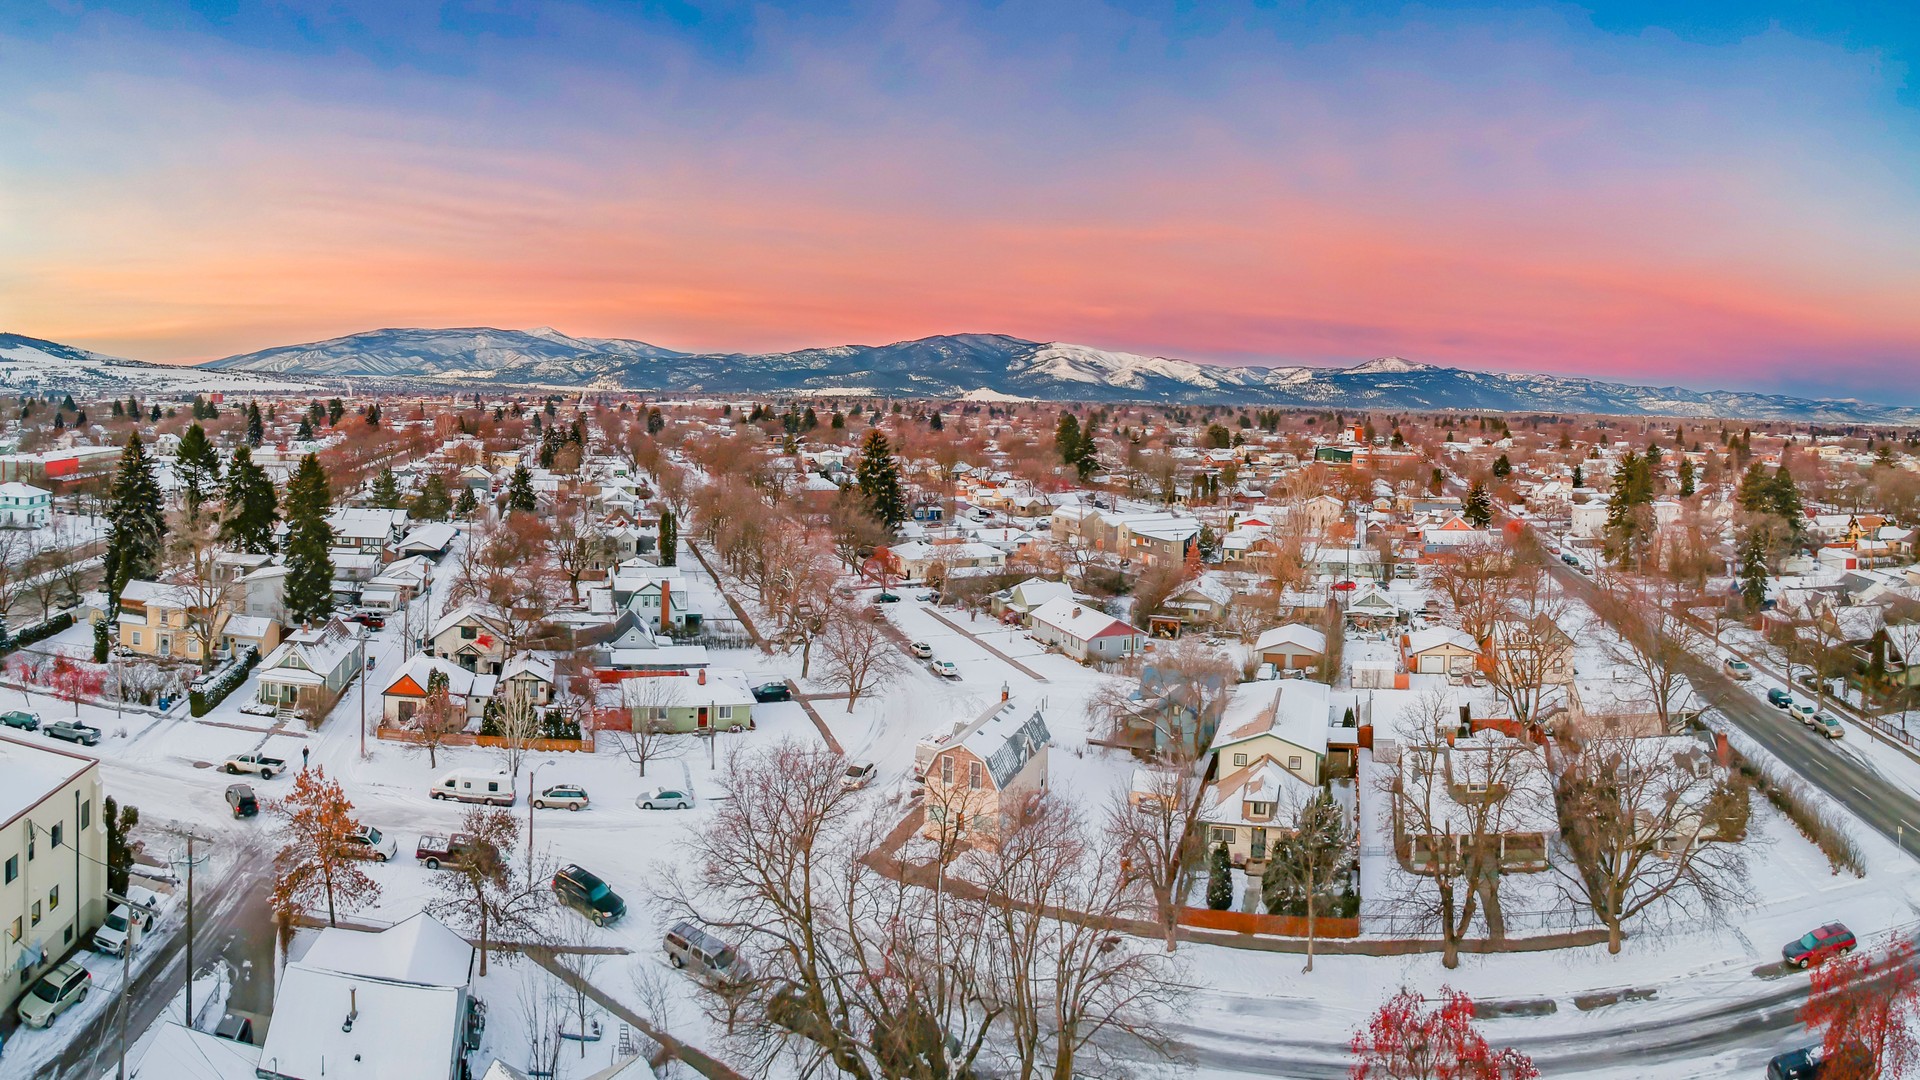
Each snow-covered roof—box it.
[1404,626,1477,655]
[1200,757,1317,828]
[1210,680,1331,760]
[1029,596,1139,640]
[0,736,94,830]
[257,964,463,1080]
[117,1021,262,1079]
[384,654,497,700]
[1253,624,1327,655]
[956,700,1052,789]
[299,911,475,988]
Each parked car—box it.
[226,783,259,819]
[929,660,959,679]
[17,959,91,1028]
[46,720,102,746]
[1767,688,1794,709]
[223,753,287,779]
[347,612,386,630]
[841,760,877,790]
[664,920,749,984]
[874,592,900,603]
[342,825,396,861]
[415,833,477,870]
[533,784,590,811]
[751,682,792,703]
[1,709,41,731]
[553,864,626,926]
[1560,552,1582,567]
[1766,1047,1824,1080]
[1789,701,1818,724]
[1812,714,1845,740]
[93,901,152,957]
[1783,923,1856,968]
[636,787,692,810]
[429,768,516,806]
[915,591,938,602]
[908,641,934,659]
[1723,657,1753,680]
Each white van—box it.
[430,769,517,807]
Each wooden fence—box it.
[1177,907,1361,938]
[374,726,595,753]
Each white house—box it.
[1027,597,1144,664]
[0,482,50,529]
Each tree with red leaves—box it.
[1801,933,1920,1079]
[44,656,104,717]
[1350,987,1539,1080]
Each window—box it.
[7,917,17,942]
[940,756,954,785]
[130,631,142,646]
[48,885,58,910]
[49,824,61,849]
[1209,827,1236,845]
[80,800,90,831]
[30,902,40,927]
[969,761,984,790]
[3,856,13,883]
[26,832,33,861]
[461,626,477,639]
[1232,753,1248,767]
[1248,801,1272,818]
[1288,756,1303,772]
[717,706,733,721]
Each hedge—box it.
[190,647,260,717]
[0,611,75,659]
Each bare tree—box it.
[495,687,545,777]
[167,515,244,671]
[816,604,903,713]
[1553,730,1748,953]
[0,530,26,641]
[615,676,686,779]
[410,668,467,770]
[1483,551,1573,727]
[1107,754,1210,952]
[429,805,552,975]
[1591,577,1700,734]
[1431,538,1515,645]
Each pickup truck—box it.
[46,720,101,746]
[415,833,477,871]
[223,753,287,779]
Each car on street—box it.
[1783,923,1856,968]
[554,863,626,926]
[637,787,692,810]
[1766,1046,1824,1080]
[841,760,877,789]
[665,920,749,984]
[17,959,91,1028]
[93,902,153,957]
[1789,701,1818,723]
[1723,657,1753,680]
[532,784,590,811]
[1,710,41,731]
[415,833,478,870]
[1767,688,1794,709]
[874,592,900,603]
[46,720,102,746]
[347,612,386,630]
[908,641,933,659]
[929,660,960,679]
[342,824,396,861]
[223,752,287,779]
[751,682,792,703]
[1812,714,1845,740]
[915,591,938,602]
[226,783,258,818]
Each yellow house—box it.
[921,699,1052,845]
[1206,680,1331,788]
[116,580,230,664]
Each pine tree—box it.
[296,416,314,441]
[101,432,167,608]
[1206,843,1234,911]
[176,422,222,521]
[1491,453,1512,478]
[327,398,344,426]
[245,401,264,447]
[283,454,336,625]
[658,509,678,567]
[454,486,479,519]
[646,407,665,435]
[1739,527,1771,611]
[1571,464,1583,488]
[855,429,906,530]
[1464,481,1493,528]
[219,445,281,554]
[369,467,402,509]
[1604,451,1655,567]
[1770,465,1804,536]
[504,466,538,514]
[1737,461,1773,513]
[408,474,451,520]
[1678,459,1695,497]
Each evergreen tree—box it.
[327,398,344,426]
[1571,464,1583,488]
[1769,465,1804,537]
[855,429,907,530]
[62,393,77,412]
[1491,453,1512,478]
[369,467,402,509]
[408,474,451,520]
[928,411,942,431]
[1604,450,1655,567]
[296,416,314,441]
[1206,843,1234,911]
[504,465,538,514]
[365,402,381,427]
[219,445,280,554]
[111,400,124,418]
[176,422,222,521]
[1738,527,1771,611]
[101,432,167,609]
[1678,459,1695,497]
[646,406,665,435]
[658,509,678,567]
[149,404,160,422]
[1464,480,1493,528]
[454,486,479,519]
[1737,461,1773,513]
[245,401,264,447]
[283,454,336,625]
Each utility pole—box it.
[112,888,138,1080]
[358,622,368,758]
[184,832,195,1026]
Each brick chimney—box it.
[659,580,671,634]
[697,667,706,686]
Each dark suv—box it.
[1783,923,1856,969]
[553,864,626,927]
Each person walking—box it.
[302,745,310,770]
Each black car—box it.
[226,784,258,819]
[1767,1047,1823,1080]
[553,864,626,927]
[751,682,792,703]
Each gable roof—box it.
[1029,597,1139,640]
[1210,680,1331,760]
[959,701,1052,789]
[1253,624,1327,655]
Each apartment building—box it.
[0,736,107,1000]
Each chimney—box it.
[1714,730,1731,768]
[1001,681,1010,703]
[659,580,671,633]
[697,667,706,686]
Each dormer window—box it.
[1247,801,1272,818]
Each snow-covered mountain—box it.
[201,326,684,383]
[0,332,319,395]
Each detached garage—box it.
[1252,624,1327,672]
[1402,627,1478,675]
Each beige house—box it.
[115,579,229,664]
[1252,624,1327,672]
[1207,680,1331,787]
[1196,757,1318,867]
[1401,627,1478,676]
[1393,729,1556,874]
[0,737,108,994]
[429,605,512,675]
[922,700,1052,845]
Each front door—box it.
[697,707,709,729]
[1249,828,1267,861]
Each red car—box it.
[1783,923,1856,968]
[348,612,386,630]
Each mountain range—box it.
[4,326,1914,422]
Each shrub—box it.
[0,611,76,660]
[1736,757,1865,877]
[189,647,259,717]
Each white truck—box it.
[222,752,287,779]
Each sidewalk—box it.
[922,608,1049,683]
[525,946,748,1080]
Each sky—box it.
[2,1,1918,402]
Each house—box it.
[396,521,458,559]
[361,555,434,613]
[324,507,411,558]
[1027,597,1144,663]
[239,563,291,627]
[602,667,753,733]
[1483,618,1576,687]
[1198,756,1319,867]
[990,577,1073,622]
[1340,582,1404,628]
[499,653,556,708]
[255,617,364,717]
[1253,624,1328,672]
[1393,728,1557,874]
[257,912,476,1080]
[429,605,512,675]
[1161,575,1236,629]
[1402,627,1478,676]
[106,1021,261,1078]
[0,481,51,529]
[381,654,497,726]
[0,736,108,991]
[1207,680,1331,787]
[920,697,1052,844]
[1112,662,1233,755]
[879,540,1008,582]
[115,579,229,664]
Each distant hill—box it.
[0,332,318,396]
